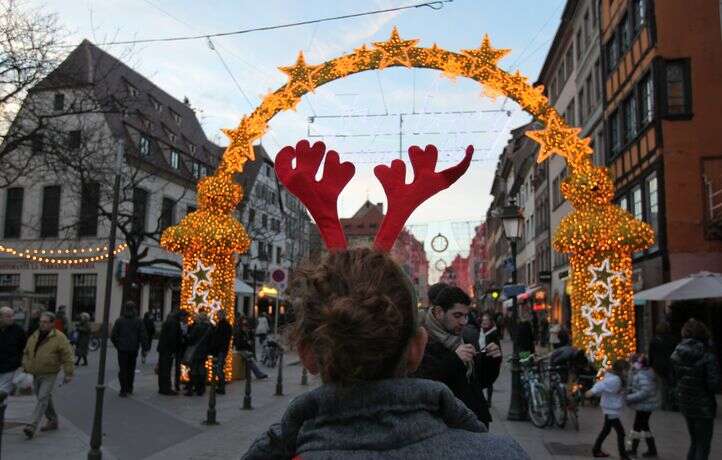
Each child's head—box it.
[290,248,426,386]
[629,353,649,369]
[610,359,630,376]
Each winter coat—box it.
[157,314,182,355]
[186,321,213,373]
[256,316,270,335]
[22,329,74,376]
[0,323,27,373]
[74,320,92,356]
[233,327,253,352]
[626,367,659,412]
[111,313,146,353]
[649,333,677,381]
[461,324,502,387]
[412,333,496,424]
[590,372,625,417]
[671,338,721,419]
[210,319,233,356]
[242,378,529,460]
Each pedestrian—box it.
[671,318,720,460]
[549,318,561,349]
[413,285,502,428]
[232,317,267,380]
[1,306,27,394]
[210,310,233,394]
[242,248,528,460]
[54,305,68,335]
[175,311,189,392]
[74,312,91,366]
[110,301,146,397]
[141,311,155,364]
[586,359,631,459]
[648,321,678,410]
[464,312,501,404]
[255,313,270,345]
[515,313,535,354]
[157,311,182,395]
[21,311,74,439]
[539,313,550,348]
[184,312,212,396]
[27,307,41,337]
[625,353,659,458]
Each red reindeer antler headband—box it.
[274,140,473,252]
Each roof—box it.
[33,39,225,180]
[236,144,274,212]
[341,201,384,237]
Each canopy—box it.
[634,271,722,301]
[235,279,254,295]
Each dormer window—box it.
[170,150,180,169]
[170,110,182,125]
[139,135,151,156]
[189,144,196,154]
[127,82,139,97]
[192,161,201,179]
[150,96,161,112]
[169,132,176,143]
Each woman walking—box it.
[671,318,720,460]
[74,313,91,366]
[478,312,501,404]
[625,353,659,457]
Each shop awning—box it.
[235,279,254,295]
[137,264,181,278]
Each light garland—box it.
[160,27,655,373]
[0,243,128,265]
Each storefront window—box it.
[72,274,97,320]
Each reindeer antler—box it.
[275,140,355,250]
[374,145,473,251]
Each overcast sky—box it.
[36,0,565,279]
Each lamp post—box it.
[500,199,526,421]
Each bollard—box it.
[202,357,219,425]
[301,367,308,386]
[275,349,284,396]
[242,355,252,410]
[0,390,7,458]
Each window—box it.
[550,78,557,101]
[578,88,586,126]
[265,164,273,177]
[41,185,61,237]
[557,66,565,90]
[72,274,97,320]
[248,208,255,225]
[606,33,618,72]
[0,274,20,292]
[126,82,138,97]
[620,14,631,53]
[78,182,99,237]
[169,132,176,143]
[566,99,576,126]
[170,150,180,169]
[664,60,691,116]
[584,11,591,47]
[68,130,81,149]
[623,94,638,142]
[139,135,151,156]
[171,110,182,125]
[645,172,659,251]
[35,274,57,311]
[186,205,196,215]
[266,243,273,262]
[132,188,149,235]
[632,185,643,220]
[276,246,282,264]
[257,241,266,260]
[32,133,44,154]
[200,165,208,177]
[593,59,601,102]
[3,187,24,238]
[565,46,574,80]
[633,0,647,32]
[640,73,654,124]
[618,196,628,211]
[160,197,175,231]
[576,30,583,60]
[150,97,161,112]
[261,214,267,228]
[609,110,621,156]
[585,76,593,115]
[192,161,201,179]
[53,93,65,111]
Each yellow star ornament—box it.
[279,51,321,93]
[527,115,587,164]
[372,26,419,69]
[221,117,265,169]
[462,34,510,67]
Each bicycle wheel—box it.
[550,385,567,428]
[528,382,550,428]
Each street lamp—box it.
[500,199,526,421]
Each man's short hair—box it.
[0,306,14,316]
[40,311,56,322]
[434,286,471,312]
[427,282,449,306]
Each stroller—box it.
[261,335,282,368]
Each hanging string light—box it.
[0,243,129,265]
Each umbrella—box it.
[634,271,722,301]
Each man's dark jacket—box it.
[1,323,27,373]
[111,313,146,353]
[210,319,233,356]
[671,338,721,419]
[412,334,495,424]
[649,332,678,380]
[157,314,182,355]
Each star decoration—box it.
[461,34,510,67]
[441,57,465,81]
[372,26,419,69]
[526,114,585,164]
[567,136,595,167]
[333,57,358,77]
[279,51,321,93]
[584,316,612,346]
[482,83,505,101]
[190,290,207,307]
[581,304,594,319]
[263,88,300,113]
[222,117,265,163]
[593,290,620,316]
[589,258,624,288]
[189,260,213,283]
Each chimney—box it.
[376,202,384,213]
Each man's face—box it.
[0,309,14,327]
[438,303,470,335]
[481,315,492,329]
[39,316,53,332]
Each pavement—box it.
[1,337,720,459]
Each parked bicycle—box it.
[517,352,550,428]
[261,335,283,368]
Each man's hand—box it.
[63,375,73,384]
[484,342,502,359]
[455,344,477,363]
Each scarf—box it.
[424,311,473,378]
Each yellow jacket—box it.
[23,329,75,376]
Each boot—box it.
[627,439,640,456]
[40,419,58,432]
[626,430,640,456]
[642,433,657,457]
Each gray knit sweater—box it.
[242,378,528,460]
